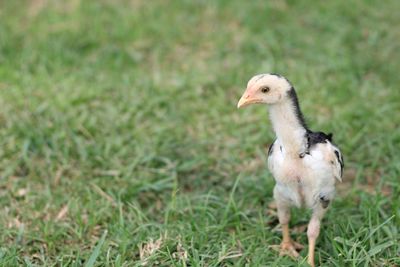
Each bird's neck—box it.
[269,89,308,157]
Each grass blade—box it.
[85,230,108,267]
[367,241,395,257]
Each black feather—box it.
[268,141,275,156]
[306,131,332,147]
[334,150,344,176]
[270,73,291,84]
[287,87,309,130]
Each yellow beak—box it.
[237,94,249,108]
[237,93,262,108]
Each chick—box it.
[238,73,344,267]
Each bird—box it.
[237,73,343,267]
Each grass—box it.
[0,0,399,266]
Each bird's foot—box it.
[270,240,304,258]
[279,240,304,258]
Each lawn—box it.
[0,0,399,266]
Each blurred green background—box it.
[0,0,399,266]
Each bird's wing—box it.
[325,141,344,182]
[267,139,275,157]
[267,139,277,173]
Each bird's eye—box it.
[261,86,270,93]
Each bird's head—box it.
[237,73,292,108]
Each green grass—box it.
[0,0,399,266]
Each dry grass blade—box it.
[139,235,164,266]
[90,183,117,207]
[55,205,69,221]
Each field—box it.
[0,0,399,266]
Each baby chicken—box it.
[237,73,343,267]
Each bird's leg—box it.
[307,218,319,267]
[280,223,303,257]
[276,202,303,258]
[307,208,326,267]
[282,223,291,243]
